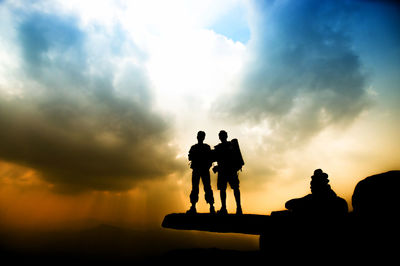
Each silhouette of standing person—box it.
[187,131,215,214]
[213,130,243,215]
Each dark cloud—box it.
[0,11,183,192]
[361,0,400,5]
[214,0,370,150]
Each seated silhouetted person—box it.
[285,169,348,217]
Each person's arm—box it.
[210,147,219,173]
[209,146,215,163]
[188,146,193,161]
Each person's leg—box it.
[217,172,228,214]
[219,189,227,213]
[201,170,215,213]
[188,170,200,213]
[234,188,242,215]
[230,171,242,215]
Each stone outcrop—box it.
[352,170,400,217]
[162,170,400,258]
[162,213,269,235]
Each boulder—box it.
[352,170,400,218]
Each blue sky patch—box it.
[209,4,250,43]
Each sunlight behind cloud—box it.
[54,0,250,115]
[0,0,399,232]
[147,29,246,112]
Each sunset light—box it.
[0,0,399,262]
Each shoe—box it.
[217,207,228,215]
[186,206,197,214]
[210,205,216,214]
[236,206,243,215]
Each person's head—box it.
[197,131,206,143]
[218,130,228,142]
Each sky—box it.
[0,0,399,236]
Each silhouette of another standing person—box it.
[213,130,244,215]
[187,131,215,214]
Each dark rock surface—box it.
[162,213,270,235]
[352,170,400,217]
[162,170,400,261]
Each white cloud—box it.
[0,0,254,192]
[147,28,246,112]
[34,0,251,114]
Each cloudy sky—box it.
[0,0,399,231]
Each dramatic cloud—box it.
[0,7,182,192]
[215,0,371,150]
[0,0,399,231]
